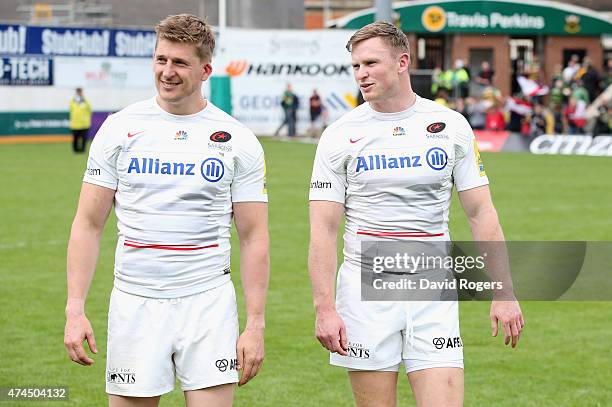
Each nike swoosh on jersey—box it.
[127,130,145,138]
[350,137,365,143]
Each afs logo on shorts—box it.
[426,147,448,171]
[426,122,446,133]
[216,358,238,372]
[433,337,463,350]
[107,368,136,384]
[210,131,232,143]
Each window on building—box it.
[510,38,535,94]
[416,36,444,70]
[469,48,493,76]
[563,49,586,66]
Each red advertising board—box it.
[474,130,510,152]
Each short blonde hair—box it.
[155,14,215,63]
[346,21,409,56]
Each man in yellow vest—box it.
[69,88,92,153]
[452,59,470,99]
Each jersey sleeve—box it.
[83,116,122,190]
[309,129,347,203]
[453,117,489,192]
[231,133,268,203]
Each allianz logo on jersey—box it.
[127,157,225,182]
[356,154,421,172]
[355,148,448,172]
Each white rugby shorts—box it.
[332,264,464,373]
[106,281,239,397]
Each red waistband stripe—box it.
[124,239,218,251]
[356,229,444,238]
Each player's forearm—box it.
[239,237,269,330]
[308,233,338,313]
[467,204,504,241]
[66,220,104,316]
[469,209,515,298]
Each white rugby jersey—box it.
[309,96,488,266]
[84,98,267,298]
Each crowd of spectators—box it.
[431,56,612,137]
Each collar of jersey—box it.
[366,95,420,121]
[153,97,210,121]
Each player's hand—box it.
[236,327,265,386]
[490,300,525,348]
[64,311,97,366]
[315,308,348,356]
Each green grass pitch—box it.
[0,139,611,406]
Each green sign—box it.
[337,0,612,36]
[210,76,233,115]
[0,112,69,135]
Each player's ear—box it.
[398,52,410,74]
[201,63,213,81]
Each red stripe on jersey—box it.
[124,239,219,251]
[357,229,444,238]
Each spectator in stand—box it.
[572,79,590,104]
[580,59,601,103]
[564,96,587,134]
[475,61,495,87]
[463,57,472,79]
[474,61,494,97]
[505,94,532,134]
[430,67,444,98]
[523,55,542,83]
[466,95,488,130]
[574,57,589,81]
[444,59,470,99]
[434,88,450,107]
[550,63,563,84]
[485,103,505,131]
[549,79,566,133]
[551,107,564,134]
[603,59,612,89]
[482,85,503,107]
[453,97,470,121]
[528,103,548,137]
[549,79,565,111]
[562,54,580,84]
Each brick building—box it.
[317,0,612,98]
